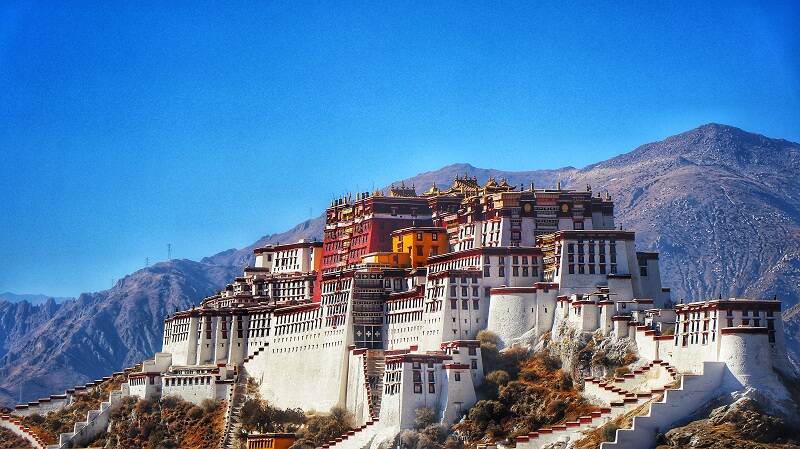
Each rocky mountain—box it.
[782,304,800,372]
[569,124,800,305]
[0,260,240,406]
[0,292,72,305]
[1,123,799,407]
[0,299,62,361]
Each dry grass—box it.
[0,426,33,449]
[454,353,600,446]
[94,395,225,449]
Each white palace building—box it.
[10,177,793,449]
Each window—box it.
[432,233,438,241]
[472,286,479,296]
[454,372,461,381]
[417,232,423,241]
[414,384,422,394]
[450,300,457,310]
[462,300,468,310]
[473,300,479,310]
[569,265,575,274]
[462,286,468,296]
[468,347,477,356]
[429,384,435,393]
[416,245,423,256]
[450,286,457,297]
[483,266,490,277]
[498,267,505,277]
[513,266,519,276]
[471,359,478,369]
[484,287,491,298]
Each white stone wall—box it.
[257,316,351,412]
[161,378,225,404]
[488,291,532,345]
[442,342,485,386]
[128,374,161,401]
[438,365,476,425]
[600,362,725,449]
[718,331,774,389]
[345,350,372,426]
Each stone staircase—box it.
[1,414,46,449]
[219,370,248,449]
[583,360,679,406]
[318,350,385,449]
[513,361,682,449]
[599,361,725,449]
[13,364,140,417]
[243,345,267,364]
[318,419,381,449]
[46,383,129,449]
[365,350,385,420]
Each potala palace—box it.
[5,176,794,449]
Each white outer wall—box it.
[257,326,351,412]
[438,367,476,426]
[718,332,774,389]
[161,381,228,404]
[487,292,534,348]
[345,351,372,426]
[600,362,725,449]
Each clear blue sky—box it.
[1,1,798,297]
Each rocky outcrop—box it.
[544,325,638,383]
[655,396,800,449]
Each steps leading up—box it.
[48,384,129,449]
[599,361,725,449]
[318,419,380,449]
[1,414,46,449]
[220,369,248,449]
[13,361,142,417]
[583,360,679,406]
[365,350,385,420]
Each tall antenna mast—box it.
[145,257,149,267]
[167,243,172,260]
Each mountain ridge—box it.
[0,292,72,305]
[1,123,799,407]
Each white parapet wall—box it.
[600,361,725,449]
